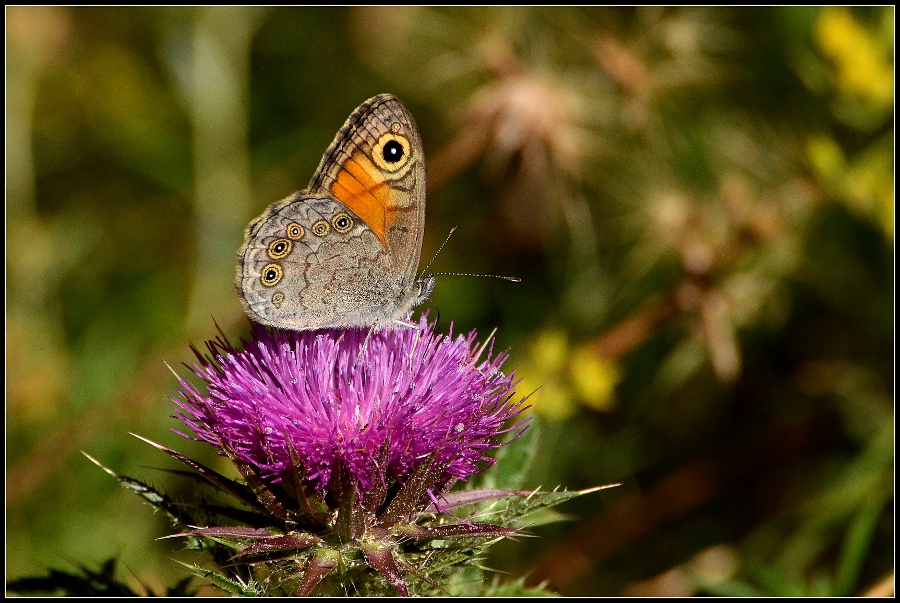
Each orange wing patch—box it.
[331,150,397,247]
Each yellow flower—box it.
[571,348,622,412]
[815,7,893,109]
[518,330,622,420]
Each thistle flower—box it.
[166,316,533,596]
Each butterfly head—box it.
[414,274,436,306]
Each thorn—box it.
[81,451,118,478]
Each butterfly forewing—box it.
[236,94,429,331]
[308,95,426,281]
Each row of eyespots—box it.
[259,212,355,288]
[311,212,354,237]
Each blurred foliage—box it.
[6,6,893,596]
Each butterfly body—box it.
[236,95,434,331]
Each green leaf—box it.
[82,451,187,526]
[485,415,539,490]
[834,497,883,596]
[703,579,769,597]
[479,576,559,597]
[422,488,531,513]
[174,561,262,596]
[750,566,808,597]
[500,486,617,527]
[437,570,559,597]
[396,522,519,539]
[231,533,323,562]
[405,544,488,578]
[129,434,264,513]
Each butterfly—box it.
[236,94,435,331]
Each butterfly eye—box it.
[267,238,292,259]
[373,132,411,172]
[312,220,330,237]
[260,263,283,287]
[271,292,285,308]
[332,212,353,233]
[286,223,304,240]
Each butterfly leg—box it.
[354,324,378,366]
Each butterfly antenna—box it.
[430,272,521,282]
[419,226,457,278]
[419,226,521,282]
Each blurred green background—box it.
[6,7,893,596]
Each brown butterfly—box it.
[236,95,435,331]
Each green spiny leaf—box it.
[174,561,262,596]
[130,434,264,512]
[82,451,186,526]
[485,415,539,490]
[500,485,618,528]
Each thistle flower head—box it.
[169,317,530,595]
[175,317,526,500]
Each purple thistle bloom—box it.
[173,317,528,500]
